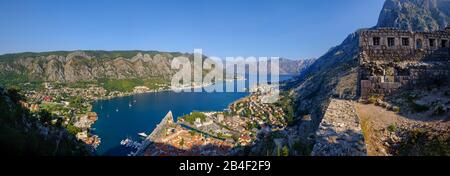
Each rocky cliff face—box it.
[0,51,192,83]
[0,50,311,84]
[288,32,360,140]
[377,0,450,31]
[289,0,450,144]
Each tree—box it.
[217,132,223,139]
[179,138,185,148]
[282,146,289,156]
[6,87,24,103]
[69,96,83,108]
[66,124,81,135]
[55,117,63,128]
[232,135,239,143]
[182,112,207,125]
[286,106,294,125]
[189,130,196,136]
[38,110,52,124]
[243,109,251,117]
[277,145,281,156]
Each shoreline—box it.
[137,84,284,155]
[90,76,289,155]
[90,80,246,154]
[93,77,247,101]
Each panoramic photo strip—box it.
[0,0,449,175]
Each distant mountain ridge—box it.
[0,50,313,86]
[0,50,193,84]
[278,58,316,75]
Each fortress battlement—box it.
[358,28,450,98]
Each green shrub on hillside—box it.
[396,128,449,156]
[181,112,207,125]
[387,123,397,132]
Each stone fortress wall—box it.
[358,27,450,98]
[311,99,366,156]
[135,111,174,156]
[313,28,450,156]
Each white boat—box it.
[138,132,147,137]
[116,108,119,112]
[120,137,132,146]
[129,102,132,107]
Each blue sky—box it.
[0,0,385,59]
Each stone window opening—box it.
[373,37,380,46]
[401,37,410,46]
[441,39,448,48]
[387,37,395,47]
[429,38,436,47]
[416,39,423,49]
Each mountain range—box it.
[0,50,312,87]
[0,51,188,84]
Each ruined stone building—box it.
[358,27,450,98]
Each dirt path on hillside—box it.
[353,102,449,156]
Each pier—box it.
[134,111,174,156]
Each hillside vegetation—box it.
[0,87,89,155]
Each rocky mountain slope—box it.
[377,0,450,31]
[288,32,360,140]
[0,50,310,87]
[278,58,316,75]
[0,87,89,155]
[288,0,450,144]
[0,51,191,84]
